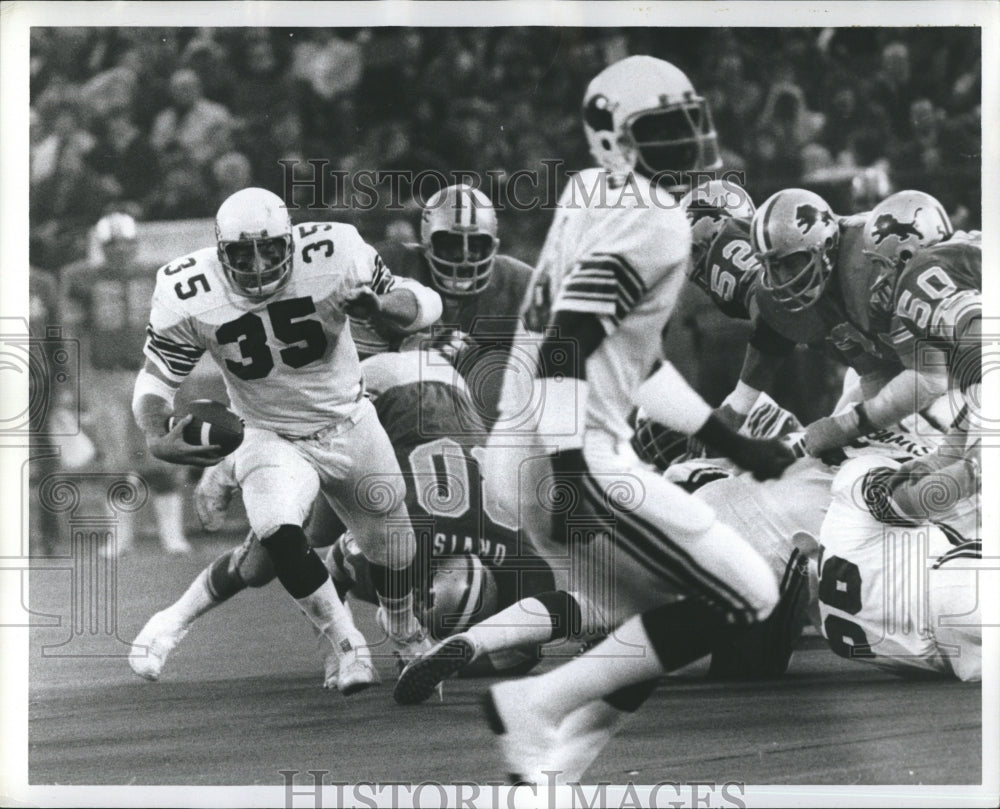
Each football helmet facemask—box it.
[583,55,721,186]
[631,409,692,472]
[421,185,499,298]
[752,188,839,312]
[681,179,756,277]
[216,188,295,299]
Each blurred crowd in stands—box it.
[30,26,981,270]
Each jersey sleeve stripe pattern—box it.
[557,253,647,326]
[932,539,982,569]
[144,325,204,380]
[370,253,393,295]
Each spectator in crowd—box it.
[150,68,238,171]
[212,151,254,207]
[872,41,916,135]
[88,110,158,211]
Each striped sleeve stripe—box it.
[557,253,646,325]
[144,326,203,377]
[932,539,981,569]
[370,252,392,295]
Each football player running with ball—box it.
[470,56,796,783]
[129,188,442,693]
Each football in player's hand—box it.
[167,400,244,456]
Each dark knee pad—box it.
[531,590,583,642]
[259,524,328,599]
[709,552,810,680]
[641,599,737,672]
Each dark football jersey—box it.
[376,242,534,426]
[65,259,157,370]
[754,221,903,376]
[363,351,553,608]
[889,238,981,388]
[688,218,760,320]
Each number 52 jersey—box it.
[144,222,416,437]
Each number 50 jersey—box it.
[144,222,421,437]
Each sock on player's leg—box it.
[521,598,737,725]
[153,491,191,553]
[260,525,360,651]
[370,560,420,638]
[466,590,583,659]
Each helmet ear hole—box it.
[899,249,913,264]
[600,136,613,151]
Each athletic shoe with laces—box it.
[393,633,477,705]
[334,632,381,696]
[375,606,434,669]
[128,609,189,681]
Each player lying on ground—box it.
[129,346,556,686]
[130,188,441,694]
[817,453,982,681]
[395,390,949,704]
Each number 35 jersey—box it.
[145,222,397,437]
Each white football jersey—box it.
[144,222,405,436]
[532,167,691,442]
[817,457,974,678]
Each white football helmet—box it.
[864,190,953,324]
[751,188,839,312]
[583,55,721,184]
[863,190,953,274]
[94,211,138,265]
[681,178,756,272]
[420,184,499,297]
[215,188,294,299]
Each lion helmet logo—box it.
[870,209,924,245]
[795,204,834,234]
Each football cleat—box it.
[393,633,478,705]
[129,609,190,681]
[194,457,237,533]
[375,606,435,675]
[333,631,381,696]
[481,680,559,785]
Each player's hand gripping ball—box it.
[166,400,245,456]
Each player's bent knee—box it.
[234,534,277,588]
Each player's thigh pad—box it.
[233,428,320,539]
[303,401,411,565]
[929,560,983,682]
